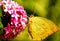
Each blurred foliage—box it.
[14,0,60,41]
[0,0,60,41]
[0,6,3,35]
[15,0,49,17]
[13,0,60,41]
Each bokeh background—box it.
[13,0,60,41]
[14,0,60,41]
[0,0,60,41]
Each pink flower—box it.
[0,0,27,39]
[0,2,3,6]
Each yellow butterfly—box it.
[28,17,58,41]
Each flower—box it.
[0,0,27,39]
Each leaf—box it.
[0,18,3,29]
[0,7,2,17]
[0,18,3,34]
[28,17,58,41]
[0,17,3,35]
[0,6,3,29]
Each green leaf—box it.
[0,7,2,17]
[0,18,3,29]
[0,18,3,34]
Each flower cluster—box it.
[0,0,27,39]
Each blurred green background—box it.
[14,0,60,41]
[14,0,60,24]
[0,0,60,41]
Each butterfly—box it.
[28,17,58,41]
